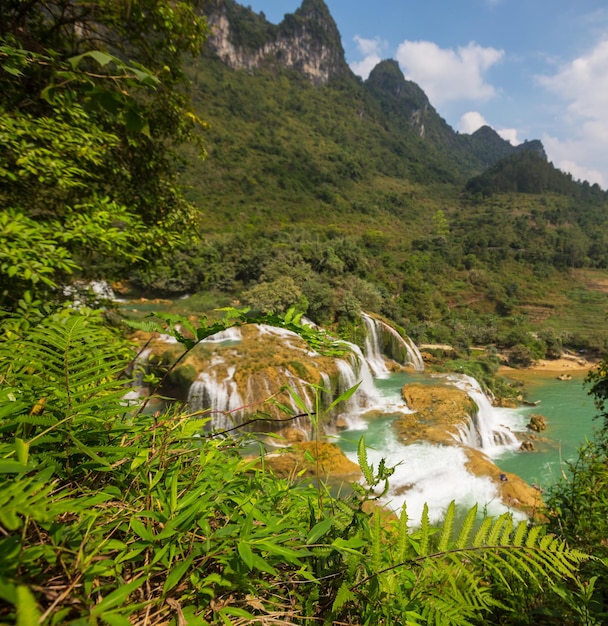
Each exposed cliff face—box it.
[205,0,351,85]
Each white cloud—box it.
[395,40,504,105]
[458,111,489,133]
[496,128,521,145]
[538,39,608,187]
[542,134,606,187]
[458,111,522,145]
[350,35,387,79]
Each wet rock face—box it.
[396,384,478,445]
[519,440,536,452]
[131,324,382,434]
[527,413,547,432]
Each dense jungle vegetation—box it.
[1,0,608,624]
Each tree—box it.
[0,1,208,311]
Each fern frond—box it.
[482,549,529,587]
[437,501,455,552]
[357,437,375,486]
[371,508,382,574]
[525,524,543,548]
[486,514,508,546]
[512,520,527,546]
[499,516,513,545]
[472,516,493,547]
[420,588,478,626]
[332,582,355,613]
[419,503,430,556]
[396,502,410,561]
[455,505,477,550]
[15,414,57,427]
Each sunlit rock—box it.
[263,441,362,481]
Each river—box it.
[334,369,598,524]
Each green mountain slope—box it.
[136,0,608,354]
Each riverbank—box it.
[499,354,596,375]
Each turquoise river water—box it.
[334,369,599,523]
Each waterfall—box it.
[122,347,152,405]
[447,375,520,457]
[201,327,242,343]
[362,314,390,377]
[361,313,424,372]
[188,366,245,430]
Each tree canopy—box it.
[0,0,208,312]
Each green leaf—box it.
[357,436,374,486]
[306,518,333,544]
[91,577,145,616]
[101,614,133,626]
[16,585,41,626]
[237,541,254,571]
[249,553,277,576]
[130,518,154,542]
[327,381,361,412]
[437,501,455,552]
[455,505,477,550]
[163,555,194,594]
[257,541,306,563]
[287,388,310,415]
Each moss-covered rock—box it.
[464,448,545,519]
[395,383,477,445]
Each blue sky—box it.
[240,1,608,187]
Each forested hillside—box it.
[123,0,608,358]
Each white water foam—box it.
[361,313,425,372]
[446,374,526,458]
[362,314,391,378]
[343,433,527,525]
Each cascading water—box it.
[201,327,242,343]
[188,364,245,430]
[122,347,152,404]
[337,372,529,525]
[361,313,425,372]
[447,375,522,457]
[362,315,390,378]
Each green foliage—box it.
[541,416,608,622]
[0,312,592,624]
[0,1,208,310]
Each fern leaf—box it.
[499,516,513,545]
[332,582,355,613]
[357,437,375,486]
[525,524,542,548]
[472,517,493,547]
[485,550,530,586]
[455,504,477,549]
[371,508,382,574]
[397,502,410,561]
[16,414,57,427]
[512,520,527,546]
[486,514,507,546]
[419,503,430,556]
[437,501,455,552]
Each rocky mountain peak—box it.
[366,60,430,112]
[205,0,350,85]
